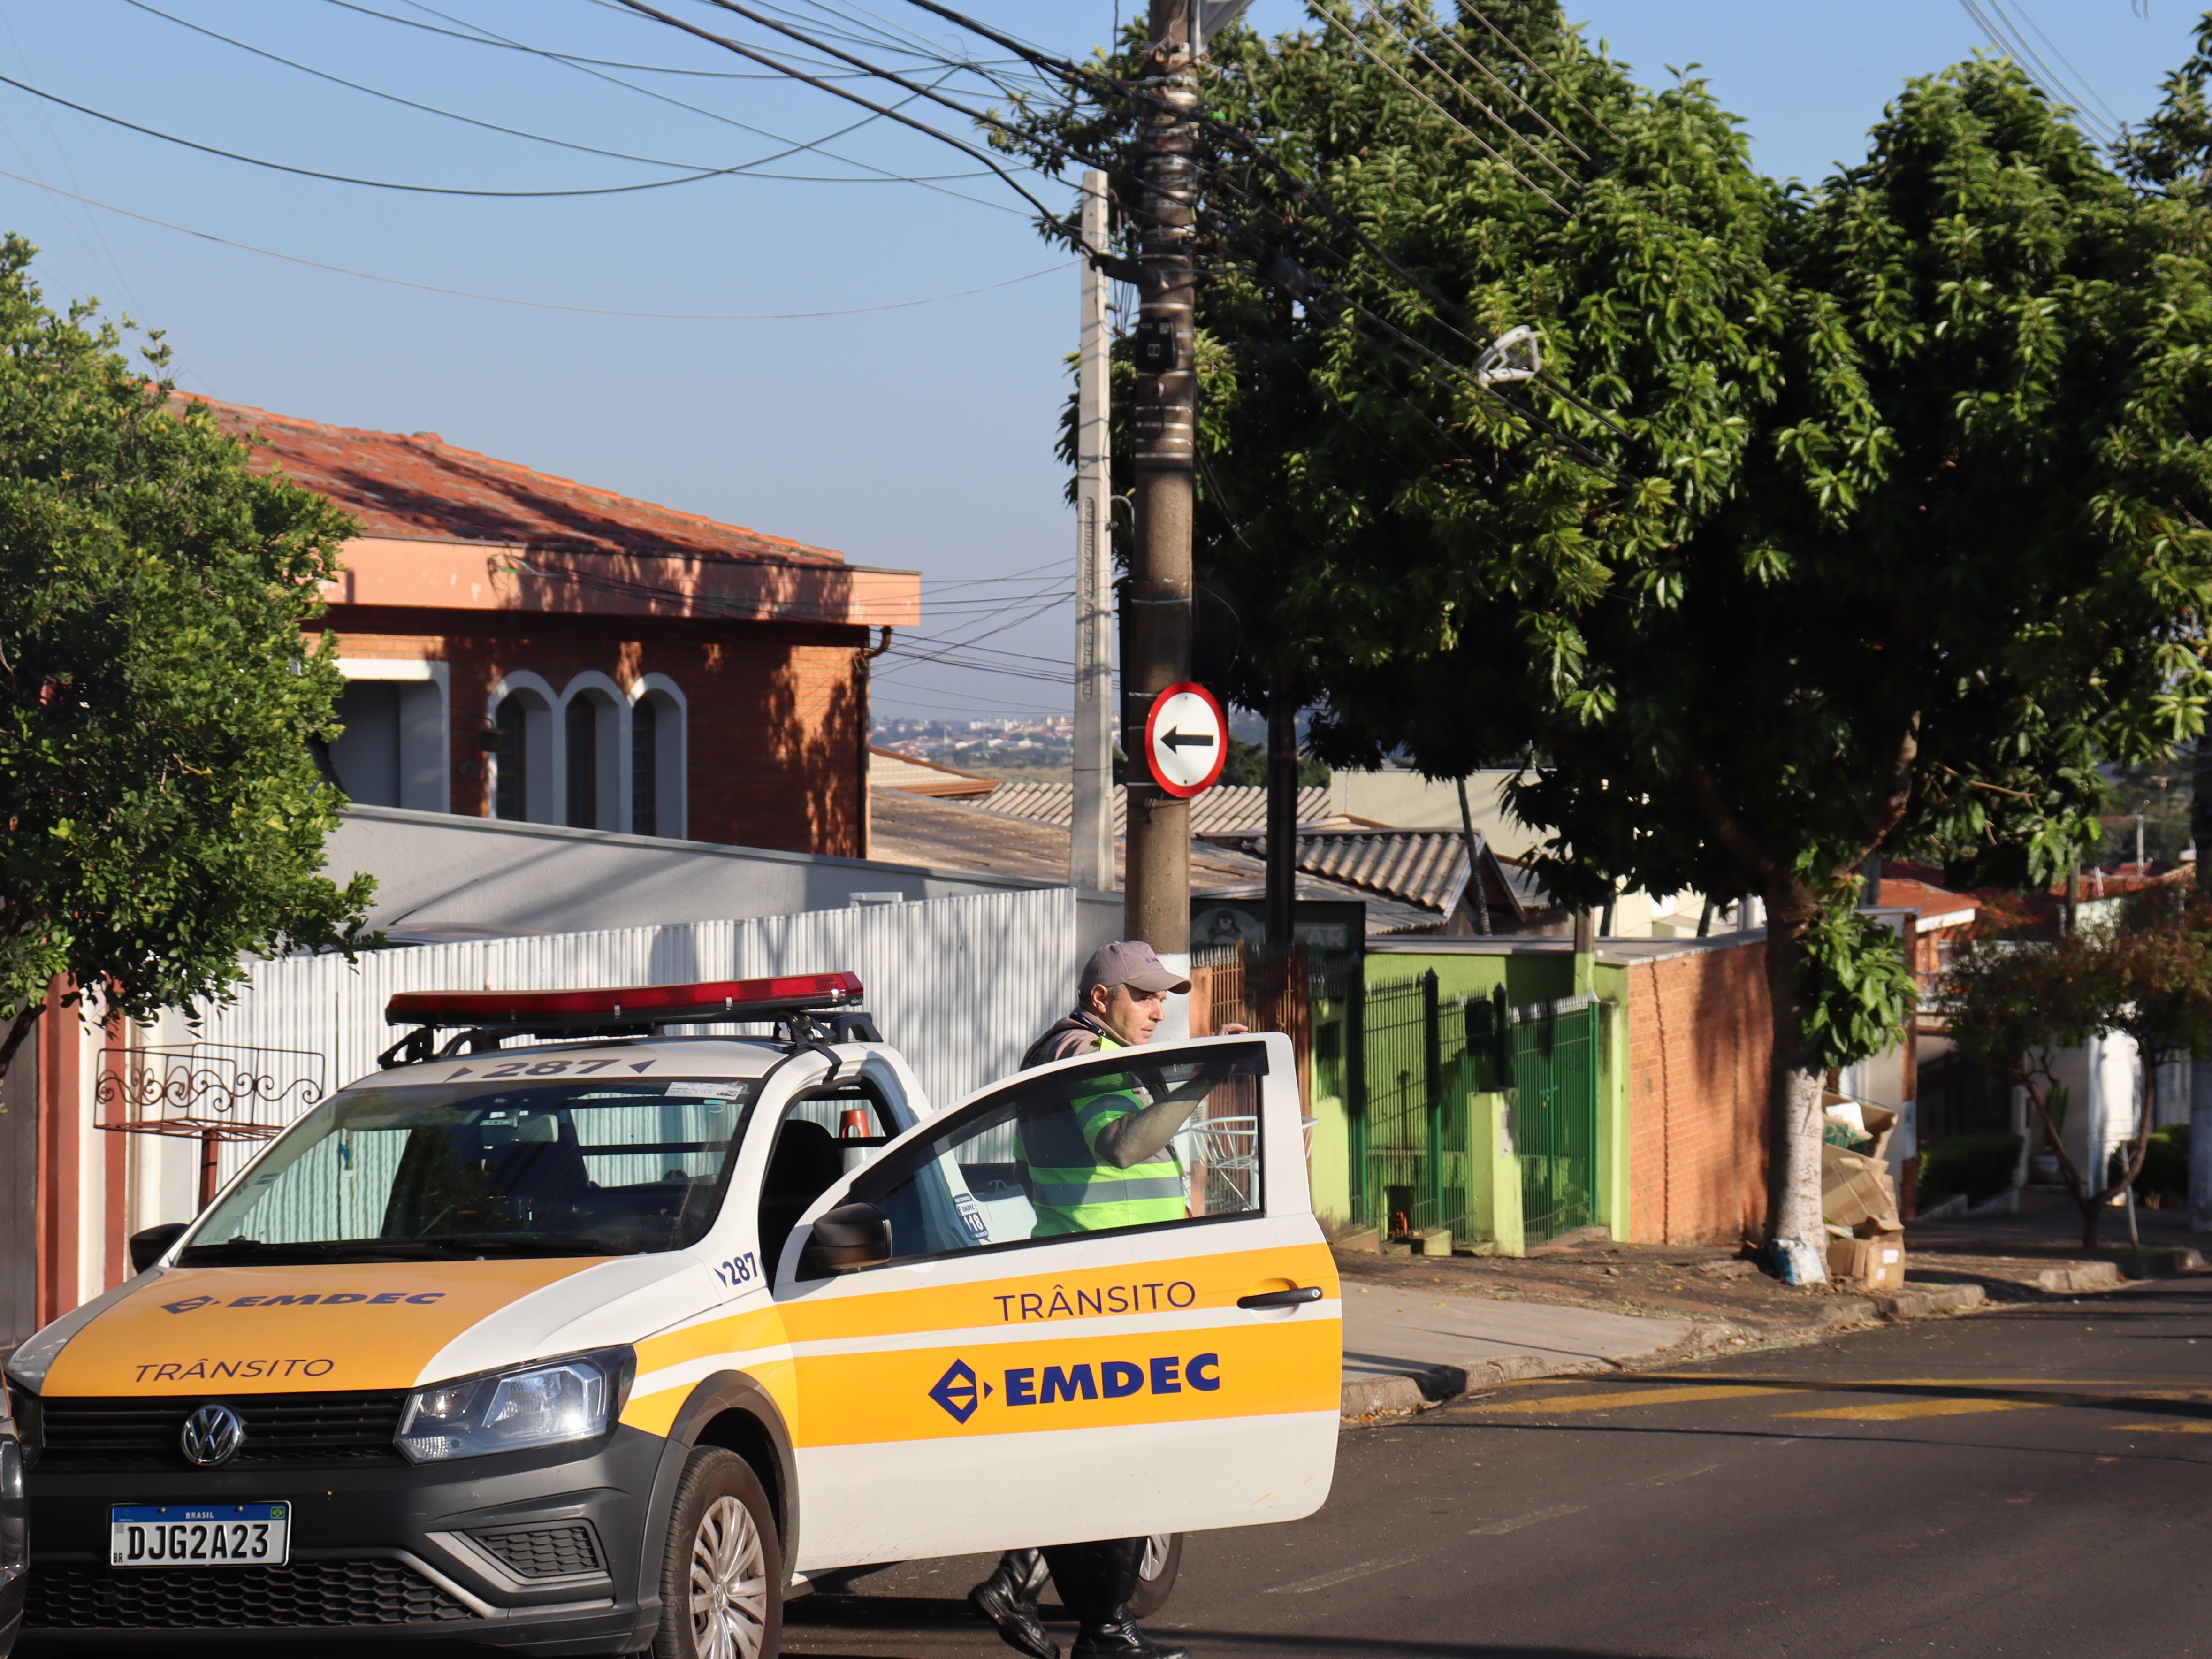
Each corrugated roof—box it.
[979,781,1336,838]
[868,748,1000,799]
[1206,828,1556,918]
[191,395,845,566]
[1285,829,1471,914]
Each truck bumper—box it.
[21,1424,674,1653]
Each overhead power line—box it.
[122,0,974,181]
[0,161,1072,317]
[0,70,745,197]
[323,0,880,77]
[601,0,1063,222]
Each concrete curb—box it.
[1338,1285,1985,1420]
[1868,1283,1985,1319]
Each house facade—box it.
[205,398,920,856]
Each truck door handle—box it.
[1237,1285,1324,1310]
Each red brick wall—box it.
[323,607,871,858]
[1626,942,1773,1245]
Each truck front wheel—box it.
[655,1446,783,1659]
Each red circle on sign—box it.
[1143,681,1228,799]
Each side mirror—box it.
[129,1223,189,1275]
[797,1202,892,1279]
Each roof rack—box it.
[377,972,874,1069]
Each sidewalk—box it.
[1341,1285,1707,1418]
[1333,1235,1997,1419]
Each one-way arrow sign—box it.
[1144,682,1228,798]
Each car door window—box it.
[843,1040,1268,1269]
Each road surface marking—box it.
[2113,1421,2212,1434]
[1467,1385,1792,1414]
[1470,1504,1586,1535]
[1780,1397,2055,1422]
[1265,1555,1424,1594]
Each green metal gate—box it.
[1507,1002,1599,1243]
[1354,972,1472,1239]
[1350,976,1599,1247]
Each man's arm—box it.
[1091,1093,1204,1169]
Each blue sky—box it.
[0,1,2194,721]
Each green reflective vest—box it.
[1022,1032,1187,1237]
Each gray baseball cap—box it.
[1079,940,1190,996]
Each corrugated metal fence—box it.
[155,888,1081,1187]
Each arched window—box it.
[487,674,557,823]
[558,674,625,832]
[631,698,660,836]
[495,696,528,821]
[631,675,688,839]
[566,700,598,827]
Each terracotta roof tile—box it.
[185,395,844,566]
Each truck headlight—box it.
[395,1348,633,1464]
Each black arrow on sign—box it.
[1159,728,1215,750]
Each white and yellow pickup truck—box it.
[4,974,1341,1659]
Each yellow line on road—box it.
[2114,1421,2212,1434]
[1780,1397,2059,1422]
[1466,1385,1795,1414]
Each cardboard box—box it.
[1822,1091,1899,1162]
[1827,1229,1907,1290]
[1821,1144,1900,1231]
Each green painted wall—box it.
[1308,1090,1354,1236]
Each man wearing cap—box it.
[968,941,1237,1659]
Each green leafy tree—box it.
[0,238,375,1085]
[1012,6,2212,1269]
[1220,734,1327,788]
[1945,894,2212,1249]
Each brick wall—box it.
[1626,941,1773,1245]
[324,606,871,858]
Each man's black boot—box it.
[1071,1615,1189,1659]
[969,1549,1059,1659]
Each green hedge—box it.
[1918,1132,2024,1207]
[2122,1124,2190,1200]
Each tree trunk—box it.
[1761,879,1827,1280]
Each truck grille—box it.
[471,1521,603,1578]
[26,1558,474,1628]
[34,1391,408,1469]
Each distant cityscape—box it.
[874,708,1277,780]
[874,716,1079,774]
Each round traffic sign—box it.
[1144,682,1227,798]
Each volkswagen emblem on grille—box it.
[181,1402,244,1467]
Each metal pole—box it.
[1124,0,1199,970]
[1071,169,1116,894]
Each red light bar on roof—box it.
[385,972,862,1032]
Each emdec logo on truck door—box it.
[928,1353,1221,1424]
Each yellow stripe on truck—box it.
[41,1259,609,1396]
[786,1318,1342,1446]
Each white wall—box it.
[328,805,1104,939]
[132,887,1089,1230]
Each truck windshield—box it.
[177,1076,762,1265]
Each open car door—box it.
[767,1032,1340,1572]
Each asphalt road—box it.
[784,1274,2212,1659]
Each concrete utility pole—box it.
[1071,169,1116,894]
[1123,0,1200,974]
